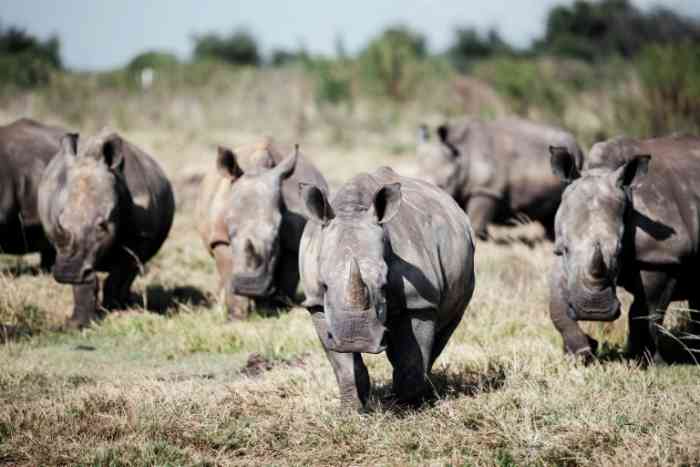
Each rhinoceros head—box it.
[416,123,462,197]
[299,182,402,354]
[550,145,650,322]
[51,131,126,284]
[217,144,298,298]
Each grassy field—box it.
[1,81,700,465]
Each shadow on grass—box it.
[0,262,45,277]
[591,334,700,366]
[368,362,507,414]
[0,324,32,343]
[134,284,212,314]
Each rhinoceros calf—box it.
[196,139,328,319]
[38,130,175,327]
[0,118,69,270]
[299,166,475,409]
[549,135,700,363]
[417,117,583,240]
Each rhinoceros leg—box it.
[550,257,597,361]
[102,256,139,310]
[386,309,435,403]
[626,270,675,364]
[212,244,252,320]
[687,297,700,336]
[67,278,99,328]
[466,195,498,240]
[275,249,300,303]
[39,247,56,273]
[429,309,466,368]
[310,312,369,410]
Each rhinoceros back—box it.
[371,167,475,316]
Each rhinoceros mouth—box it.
[568,301,621,322]
[231,272,275,298]
[323,310,388,354]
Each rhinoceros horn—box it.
[589,242,607,278]
[345,257,369,309]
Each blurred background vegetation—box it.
[1,0,699,148]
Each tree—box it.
[448,27,512,70]
[0,24,62,87]
[536,0,700,61]
[192,29,260,66]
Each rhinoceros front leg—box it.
[310,311,370,410]
[67,278,99,328]
[550,257,597,361]
[466,195,498,240]
[386,309,435,403]
[626,270,675,364]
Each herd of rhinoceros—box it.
[1,116,699,409]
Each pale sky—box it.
[1,0,699,70]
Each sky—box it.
[1,0,699,70]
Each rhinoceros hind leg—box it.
[39,248,56,273]
[626,270,675,364]
[387,309,435,403]
[102,258,139,311]
[466,196,498,241]
[67,278,100,328]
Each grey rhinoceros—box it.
[38,130,175,327]
[549,135,700,363]
[0,118,69,270]
[298,166,476,409]
[195,138,328,319]
[417,117,583,240]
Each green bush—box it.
[192,29,260,66]
[447,27,512,71]
[0,25,61,87]
[358,25,427,100]
[636,41,700,135]
[305,57,352,105]
[127,50,179,72]
[473,57,566,116]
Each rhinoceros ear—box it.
[550,146,580,183]
[370,183,401,224]
[101,134,124,171]
[60,133,79,156]
[272,144,299,181]
[299,183,334,225]
[217,146,243,180]
[614,154,651,189]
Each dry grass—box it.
[1,74,700,466]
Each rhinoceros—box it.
[298,166,475,409]
[38,130,175,327]
[196,138,328,319]
[0,118,69,270]
[549,135,700,363]
[417,117,583,240]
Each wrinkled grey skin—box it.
[222,145,327,311]
[549,135,700,363]
[0,118,69,270]
[299,167,475,409]
[199,143,328,319]
[38,130,175,328]
[417,117,583,240]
